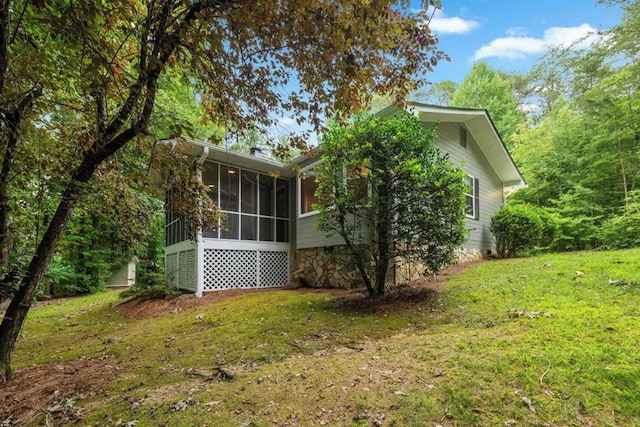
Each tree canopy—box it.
[0,0,447,382]
[450,61,526,148]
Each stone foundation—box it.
[293,246,487,290]
[391,247,486,284]
[453,247,486,264]
[292,246,364,289]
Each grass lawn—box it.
[2,249,640,426]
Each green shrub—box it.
[551,214,599,251]
[536,207,558,249]
[598,213,640,249]
[599,191,640,249]
[120,270,180,300]
[45,252,111,297]
[490,204,543,257]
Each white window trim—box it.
[464,174,479,220]
[297,160,372,218]
[298,160,323,218]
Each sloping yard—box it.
[2,249,640,426]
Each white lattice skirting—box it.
[203,248,289,292]
[166,249,197,292]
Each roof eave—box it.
[378,102,526,187]
[163,137,297,178]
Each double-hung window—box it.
[299,163,321,217]
[464,174,480,220]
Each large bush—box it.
[491,203,549,257]
[536,208,558,249]
[546,186,600,251]
[315,112,466,296]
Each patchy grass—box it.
[2,249,640,426]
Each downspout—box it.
[195,146,209,297]
[197,146,209,167]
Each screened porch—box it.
[164,142,295,296]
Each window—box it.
[459,126,468,149]
[259,173,274,216]
[464,175,479,219]
[198,160,290,242]
[241,170,258,214]
[299,162,370,217]
[275,178,289,219]
[299,167,319,216]
[346,165,369,203]
[202,161,219,205]
[165,188,189,246]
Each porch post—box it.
[195,146,209,297]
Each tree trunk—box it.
[0,173,93,382]
[374,173,392,296]
[615,132,630,218]
[337,209,374,296]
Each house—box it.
[164,103,525,296]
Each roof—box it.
[166,103,525,188]
[376,102,525,188]
[163,137,298,178]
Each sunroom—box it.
[164,139,296,296]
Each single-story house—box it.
[164,102,525,296]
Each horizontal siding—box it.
[294,121,505,254]
[296,214,347,249]
[431,122,504,252]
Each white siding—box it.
[431,122,503,253]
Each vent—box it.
[178,250,197,291]
[459,127,467,149]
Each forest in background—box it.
[7,0,639,298]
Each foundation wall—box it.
[292,247,363,289]
[293,246,486,290]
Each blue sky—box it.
[269,1,623,143]
[423,0,623,84]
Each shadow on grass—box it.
[333,277,444,315]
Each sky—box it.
[422,0,623,84]
[269,0,624,144]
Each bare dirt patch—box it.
[0,358,120,426]
[334,260,482,314]
[117,261,481,319]
[117,287,349,319]
[117,288,266,319]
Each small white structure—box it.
[106,260,136,288]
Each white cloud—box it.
[543,24,599,49]
[474,37,546,60]
[428,8,479,35]
[474,23,599,60]
[277,116,295,126]
[506,27,528,37]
